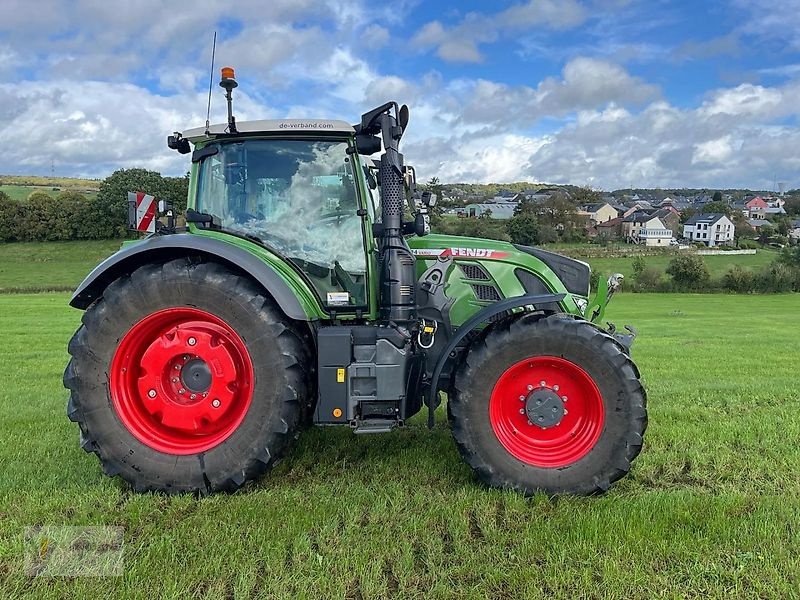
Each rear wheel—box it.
[450,314,647,495]
[63,258,311,494]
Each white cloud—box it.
[411,0,587,62]
[361,24,390,49]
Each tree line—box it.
[0,169,188,242]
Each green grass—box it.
[1,293,799,598]
[0,183,99,202]
[586,249,779,280]
[0,241,121,293]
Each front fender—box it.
[70,234,319,321]
[425,293,566,427]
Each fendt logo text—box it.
[443,248,510,259]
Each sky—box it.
[1,0,799,190]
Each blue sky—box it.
[1,0,799,189]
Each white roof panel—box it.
[183,119,354,142]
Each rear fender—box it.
[70,234,319,321]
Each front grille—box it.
[459,263,490,281]
[471,284,502,302]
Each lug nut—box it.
[519,408,525,414]
[190,394,196,400]
[526,384,534,392]
[174,365,181,370]
[539,380,546,387]
[183,355,190,361]
[527,420,532,426]
[178,388,185,394]
[519,395,526,401]
[187,337,197,346]
[172,377,178,383]
[562,396,568,402]
[147,389,157,398]
[553,385,560,392]
[212,399,221,408]
[563,409,568,415]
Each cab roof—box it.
[183,119,355,143]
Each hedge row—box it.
[629,250,800,294]
[0,169,188,242]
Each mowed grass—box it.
[0,240,121,292]
[586,249,779,280]
[1,293,799,598]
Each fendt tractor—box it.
[64,67,647,496]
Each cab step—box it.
[352,419,401,434]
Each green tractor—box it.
[64,68,646,496]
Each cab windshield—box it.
[196,139,368,308]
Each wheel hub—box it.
[525,388,565,429]
[110,308,254,455]
[181,358,212,393]
[489,356,604,468]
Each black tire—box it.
[450,314,647,495]
[63,258,312,494]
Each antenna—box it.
[205,31,217,136]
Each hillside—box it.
[0,175,100,201]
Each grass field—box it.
[0,241,782,295]
[0,241,121,292]
[1,291,799,598]
[585,249,780,280]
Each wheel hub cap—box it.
[181,358,212,393]
[525,388,565,429]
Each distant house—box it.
[491,190,522,203]
[745,197,769,218]
[622,201,654,217]
[747,218,770,230]
[789,219,800,241]
[581,202,619,224]
[683,213,735,247]
[651,207,681,234]
[764,206,787,216]
[594,216,623,240]
[465,201,517,220]
[622,212,673,246]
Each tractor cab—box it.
[181,126,373,309]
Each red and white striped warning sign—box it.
[128,192,157,233]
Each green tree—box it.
[712,190,723,203]
[778,245,800,268]
[680,207,697,223]
[538,224,558,244]
[702,201,732,216]
[734,221,755,244]
[0,191,19,241]
[95,168,188,238]
[632,256,646,278]
[506,213,539,246]
[570,186,602,206]
[758,223,774,244]
[666,254,710,290]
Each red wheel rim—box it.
[110,308,254,455]
[489,356,604,468]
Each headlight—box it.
[574,297,588,315]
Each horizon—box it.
[1,0,798,189]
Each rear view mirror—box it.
[354,132,382,155]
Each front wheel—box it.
[63,258,312,494]
[450,314,647,495]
